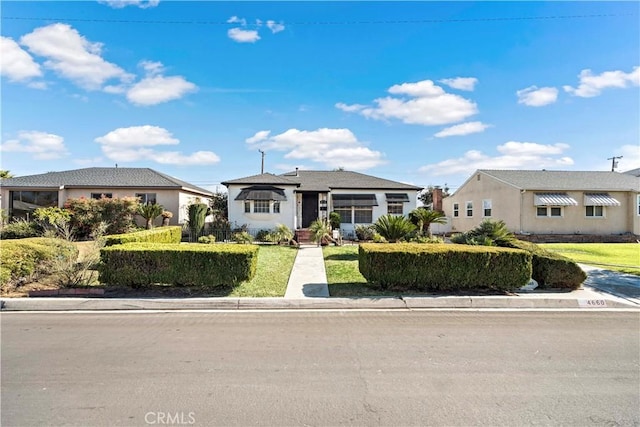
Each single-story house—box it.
[444,169,640,236]
[0,167,213,226]
[222,169,422,234]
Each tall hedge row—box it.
[99,243,258,287]
[359,243,531,292]
[1,238,78,286]
[103,226,182,246]
[504,240,586,290]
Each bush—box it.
[99,243,258,288]
[65,196,139,238]
[504,240,586,289]
[0,238,78,286]
[255,229,272,242]
[355,225,376,241]
[233,231,254,244]
[0,219,40,239]
[374,214,416,243]
[187,203,208,241]
[103,226,182,246]
[359,243,531,292]
[198,235,217,244]
[451,219,515,246]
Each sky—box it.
[1,1,639,193]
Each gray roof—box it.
[223,170,422,192]
[623,168,640,177]
[0,167,213,196]
[479,170,640,191]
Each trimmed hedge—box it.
[358,243,531,292]
[99,243,258,287]
[504,240,586,290]
[103,226,182,246]
[0,238,78,286]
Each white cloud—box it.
[616,144,640,170]
[227,28,260,43]
[227,16,247,26]
[99,0,159,9]
[563,66,640,97]
[266,20,285,33]
[516,86,558,107]
[338,79,478,126]
[438,77,478,91]
[126,74,197,106]
[139,60,164,76]
[73,156,104,166]
[246,128,385,170]
[20,23,133,91]
[434,121,491,138]
[0,37,42,82]
[0,130,68,160]
[419,141,573,176]
[95,125,220,166]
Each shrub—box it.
[103,226,182,246]
[451,219,515,246]
[198,235,217,244]
[137,203,164,229]
[255,229,272,242]
[355,225,376,241]
[359,243,531,292]
[504,240,586,289]
[99,243,258,287]
[374,214,416,243]
[0,238,78,286]
[0,219,40,239]
[271,224,294,245]
[309,219,331,245]
[409,208,446,237]
[408,235,445,244]
[233,231,253,244]
[329,212,341,230]
[187,203,209,241]
[65,196,138,238]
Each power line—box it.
[1,13,634,26]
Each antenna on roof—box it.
[115,163,118,168]
[607,155,623,172]
[258,150,265,174]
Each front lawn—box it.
[229,245,298,297]
[539,243,640,276]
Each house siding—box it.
[226,185,297,231]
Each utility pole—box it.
[607,155,623,172]
[259,150,265,174]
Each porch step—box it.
[295,229,313,244]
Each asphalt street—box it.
[2,311,639,426]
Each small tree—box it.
[187,203,208,242]
[409,208,447,237]
[374,214,416,243]
[0,170,14,179]
[418,184,450,207]
[329,211,341,230]
[137,203,164,229]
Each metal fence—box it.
[181,227,268,243]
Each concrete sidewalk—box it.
[284,245,329,298]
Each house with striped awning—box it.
[444,169,640,237]
[222,169,421,235]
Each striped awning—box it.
[235,186,287,201]
[385,193,410,203]
[332,194,378,207]
[584,193,620,206]
[534,193,578,206]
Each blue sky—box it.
[1,1,638,193]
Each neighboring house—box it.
[222,169,422,234]
[0,167,213,226]
[444,169,640,236]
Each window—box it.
[91,193,112,199]
[253,200,269,213]
[244,201,251,213]
[353,207,373,224]
[136,193,157,205]
[465,201,473,217]
[335,208,352,224]
[637,195,640,216]
[585,206,604,217]
[453,203,459,217]
[537,206,563,217]
[273,201,280,214]
[387,202,403,215]
[482,199,492,217]
[10,190,59,219]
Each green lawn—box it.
[539,243,640,276]
[323,245,399,297]
[229,245,298,297]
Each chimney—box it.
[432,187,443,213]
[295,167,299,177]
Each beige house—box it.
[0,167,213,226]
[444,170,640,236]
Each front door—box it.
[301,193,318,228]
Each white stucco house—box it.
[0,167,213,226]
[222,169,422,234]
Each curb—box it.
[1,294,637,311]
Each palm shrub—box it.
[272,224,294,245]
[309,219,331,246]
[409,208,447,237]
[355,225,376,241]
[374,214,416,243]
[137,203,164,229]
[187,203,208,242]
[451,219,514,246]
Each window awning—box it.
[385,193,410,203]
[584,193,620,206]
[235,186,287,201]
[534,193,578,206]
[332,194,378,207]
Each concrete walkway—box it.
[284,245,329,298]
